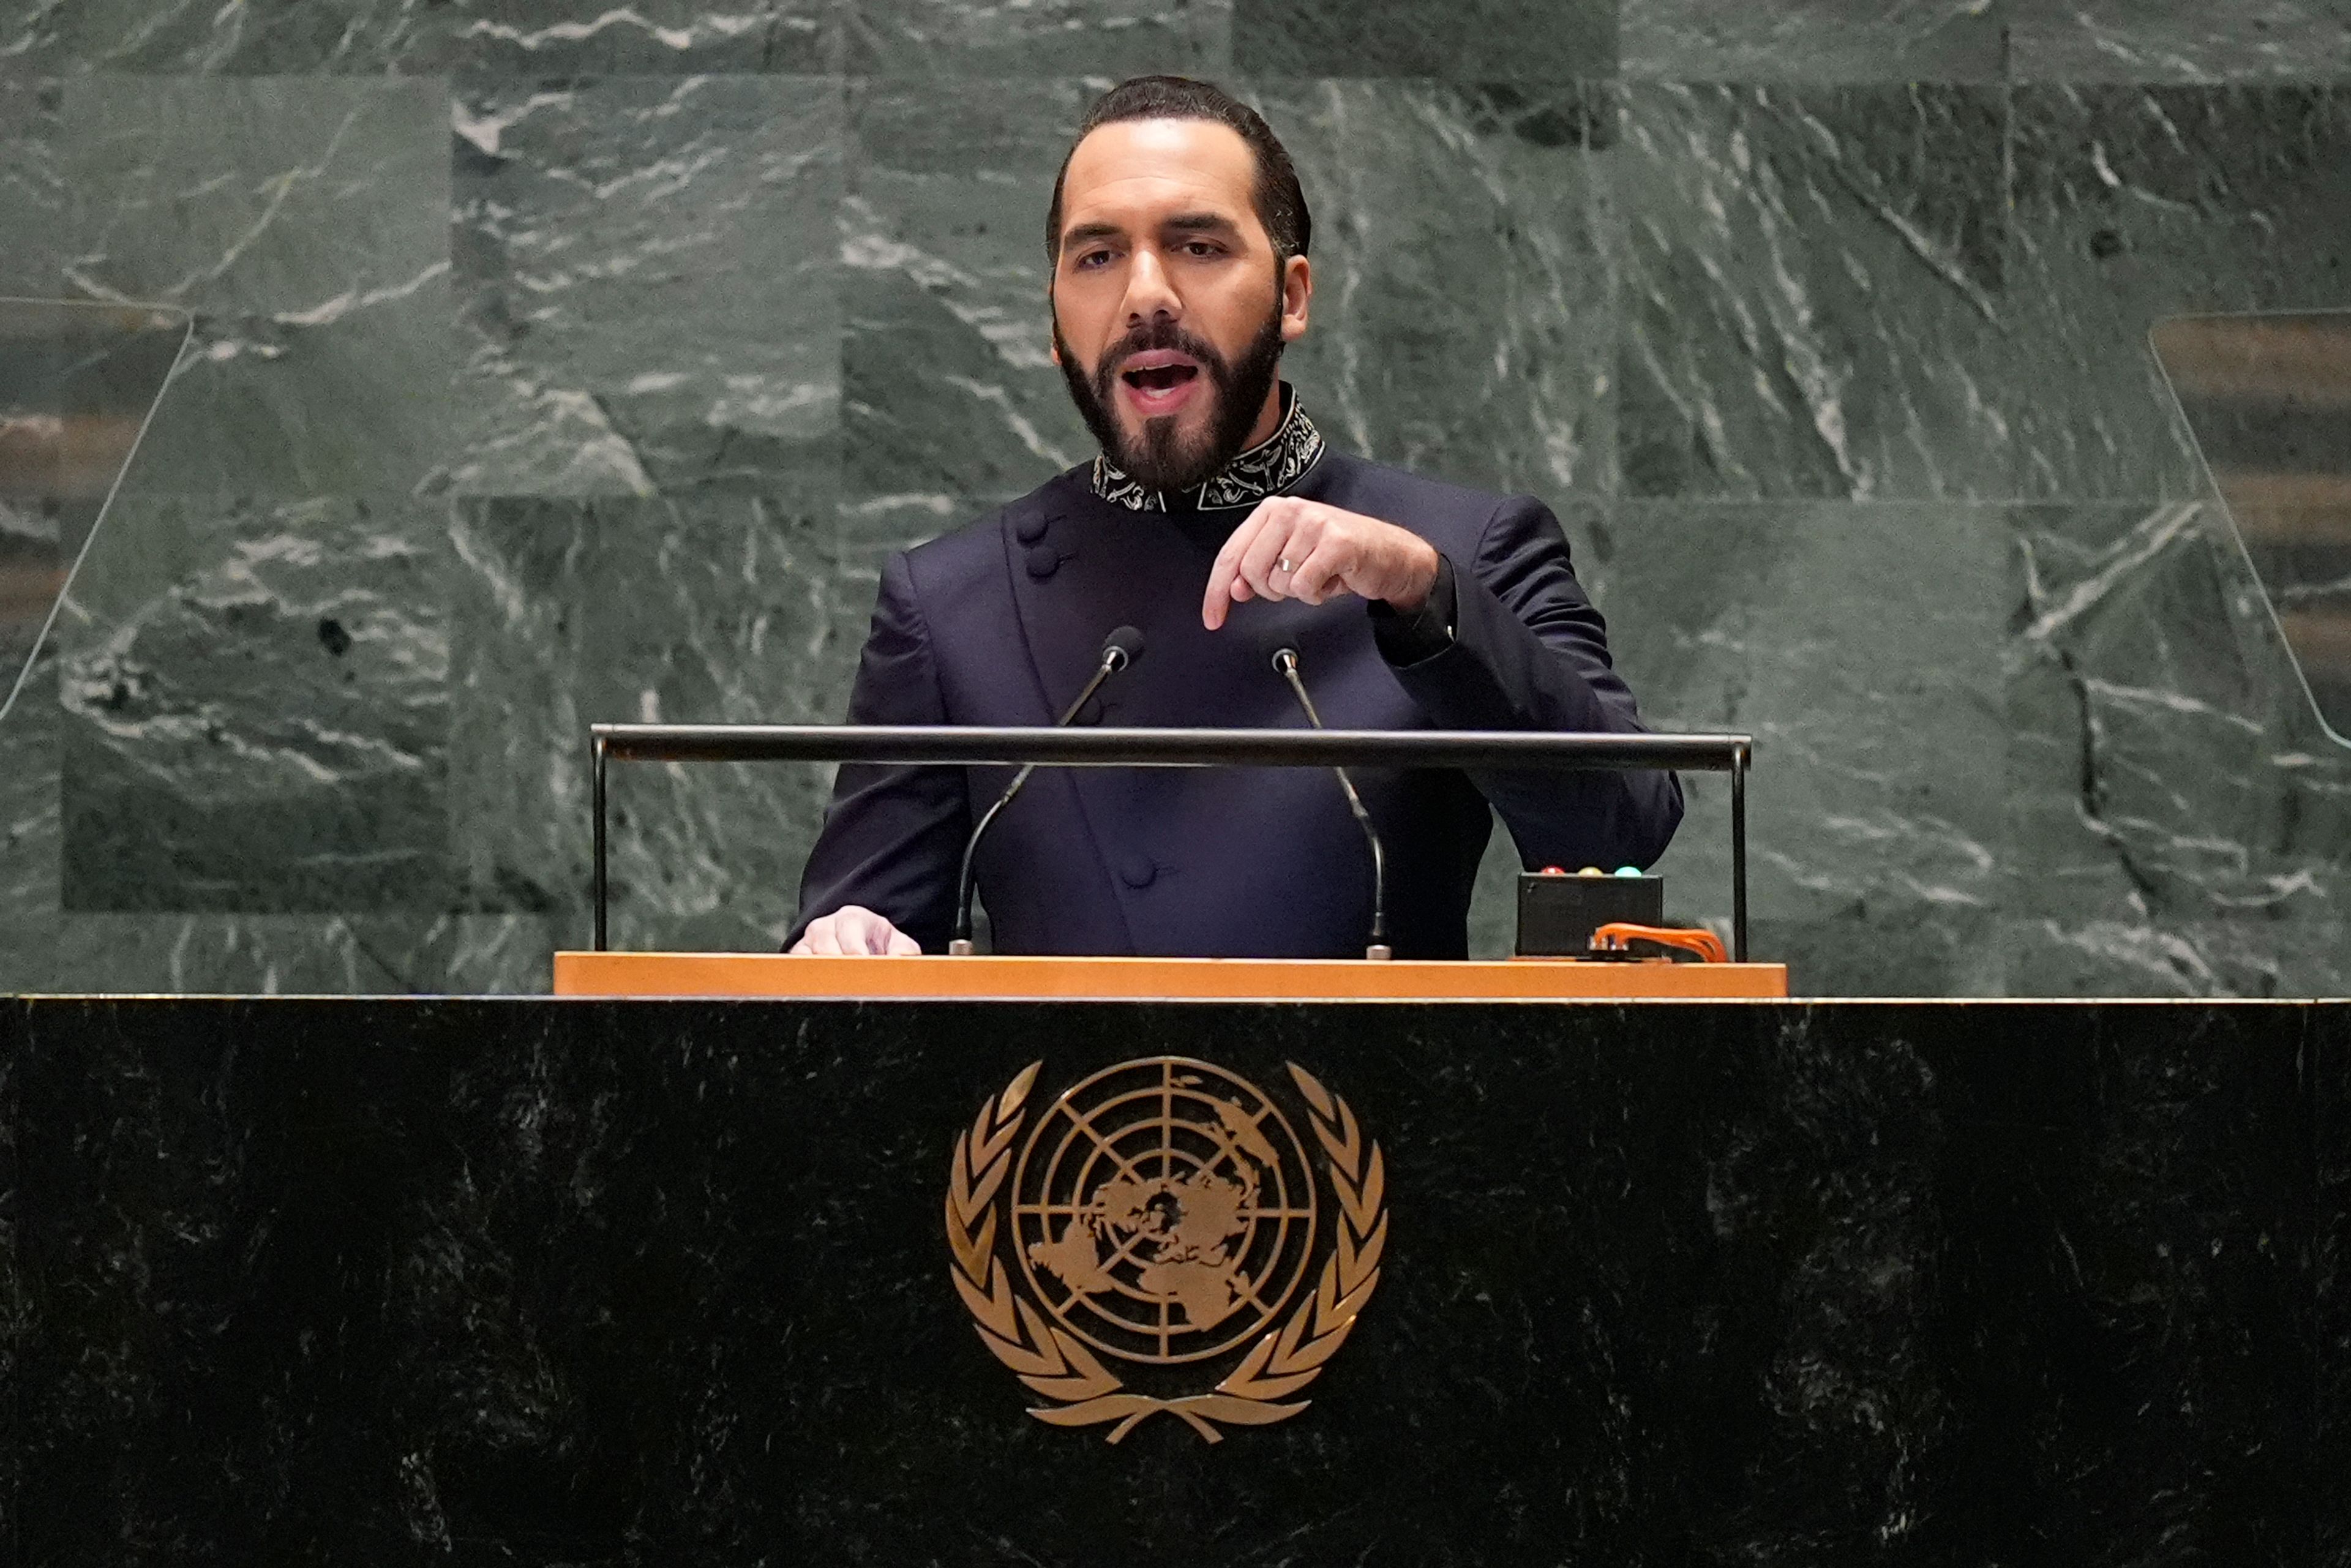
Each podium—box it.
[0,992,2336,1561]
[553,951,1790,999]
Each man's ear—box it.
[1280,254,1313,343]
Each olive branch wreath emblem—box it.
[945,1059,1387,1444]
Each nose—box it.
[1119,246,1181,329]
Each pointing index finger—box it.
[1204,503,1267,629]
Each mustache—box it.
[1092,321,1232,399]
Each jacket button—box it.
[1119,855,1157,890]
[1014,514,1051,544]
[1024,544,1060,580]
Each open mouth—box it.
[1122,363,1199,393]
[1116,350,1205,412]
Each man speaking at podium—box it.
[789,76,1681,960]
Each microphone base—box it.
[948,938,977,956]
[1365,943,1393,962]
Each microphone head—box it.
[1245,620,1301,676]
[1101,625,1146,670]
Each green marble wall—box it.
[1,0,2348,996]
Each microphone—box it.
[1269,644,1392,962]
[949,625,1145,955]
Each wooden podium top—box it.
[552,951,1789,1001]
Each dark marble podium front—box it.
[0,997,2343,1566]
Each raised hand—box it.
[1202,495,1440,631]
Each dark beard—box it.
[1055,307,1286,495]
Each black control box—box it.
[1516,870,1665,956]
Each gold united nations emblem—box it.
[945,1056,1388,1443]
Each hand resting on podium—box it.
[790,904,920,956]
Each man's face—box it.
[1050,118,1310,492]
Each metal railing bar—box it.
[591,723,1748,772]
[586,723,1753,963]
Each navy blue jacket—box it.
[789,451,1682,958]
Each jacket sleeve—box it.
[1382,496,1684,871]
[786,550,971,951]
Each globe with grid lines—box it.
[1011,1056,1321,1365]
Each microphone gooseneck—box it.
[1270,645,1392,962]
[950,626,1146,955]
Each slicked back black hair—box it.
[1045,75,1311,269]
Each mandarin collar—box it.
[1089,384,1327,513]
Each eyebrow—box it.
[1059,211,1245,256]
[1163,211,1240,235]
[1059,221,1125,254]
